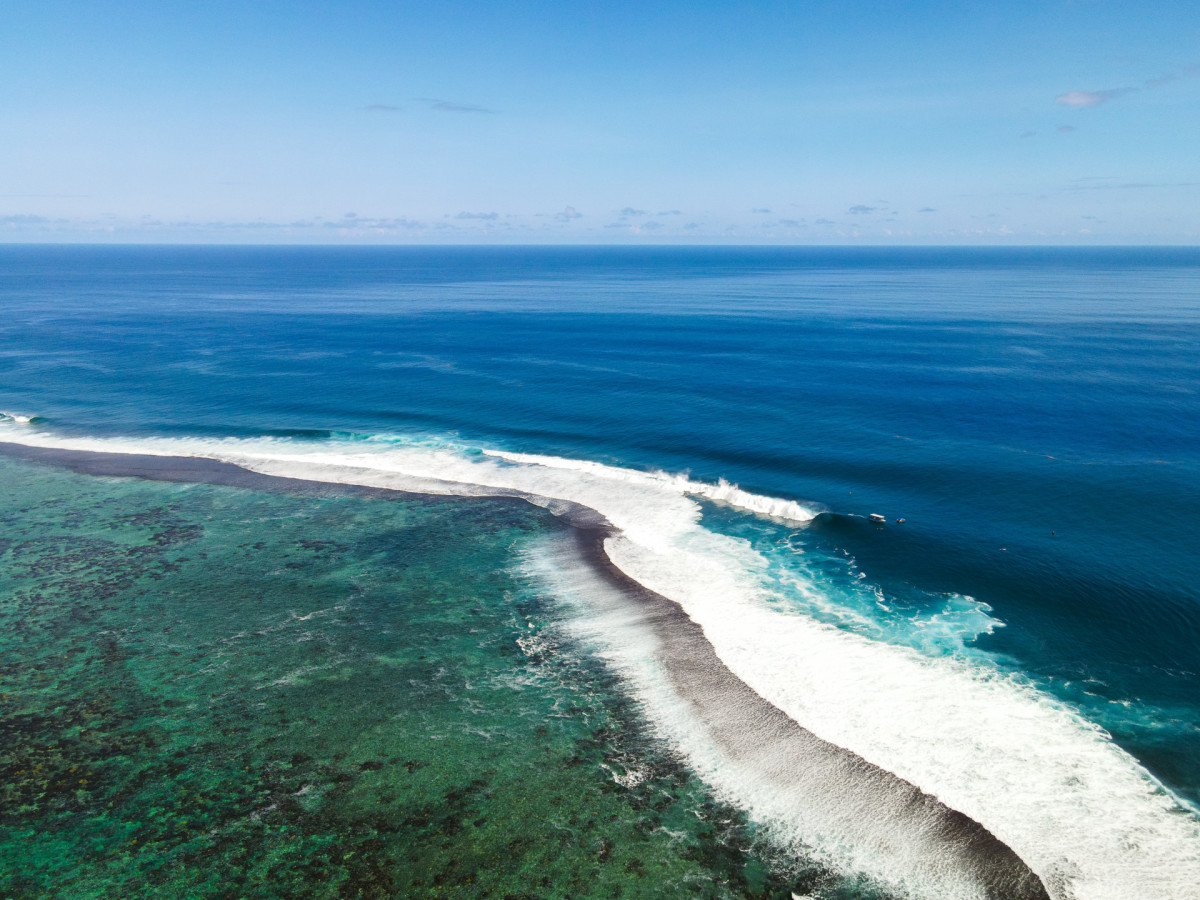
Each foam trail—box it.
[3,423,1200,899]
[526,530,1047,899]
[483,449,822,524]
[1,439,1041,899]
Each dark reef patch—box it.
[0,452,813,899]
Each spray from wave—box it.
[482,449,823,524]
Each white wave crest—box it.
[482,448,821,523]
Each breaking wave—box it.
[3,419,1199,899]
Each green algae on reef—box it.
[0,456,810,900]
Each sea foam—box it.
[3,421,1199,899]
[482,448,823,524]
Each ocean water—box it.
[0,455,807,899]
[1,245,1199,899]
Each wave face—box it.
[4,422,1200,899]
[523,531,1049,900]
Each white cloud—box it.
[1055,88,1126,107]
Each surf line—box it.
[0,440,1049,899]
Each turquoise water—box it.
[0,456,825,899]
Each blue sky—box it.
[3,0,1198,243]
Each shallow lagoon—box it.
[0,455,839,899]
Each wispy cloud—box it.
[619,207,646,216]
[1057,125,1077,133]
[364,103,401,112]
[1065,179,1199,192]
[554,206,582,222]
[1,214,321,234]
[918,207,937,213]
[815,218,835,225]
[0,214,51,225]
[208,219,316,230]
[1055,63,1200,109]
[0,192,90,199]
[1055,89,1127,108]
[1144,73,1178,89]
[416,98,496,114]
[847,205,876,214]
[1143,63,1200,88]
[323,215,424,230]
[752,207,771,214]
[0,212,530,237]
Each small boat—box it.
[869,513,886,524]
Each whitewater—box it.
[3,419,1199,900]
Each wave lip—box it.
[482,448,822,524]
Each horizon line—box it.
[1,241,1199,250]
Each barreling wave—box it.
[3,419,1199,900]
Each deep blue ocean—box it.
[1,245,1198,899]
